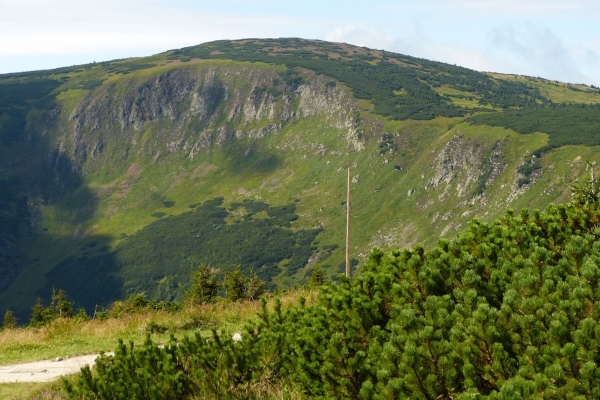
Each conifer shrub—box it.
[468,104,600,154]
[64,335,190,399]
[224,266,265,302]
[571,163,600,206]
[279,200,600,398]
[29,289,75,328]
[109,293,181,318]
[186,264,220,305]
[2,309,17,330]
[66,196,600,399]
[308,265,328,287]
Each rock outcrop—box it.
[59,65,362,173]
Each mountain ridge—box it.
[1,38,600,319]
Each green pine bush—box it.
[64,335,190,399]
[66,195,600,399]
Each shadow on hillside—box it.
[0,93,123,321]
[36,233,122,314]
[224,141,283,174]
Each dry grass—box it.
[0,382,62,400]
[0,288,316,399]
[0,288,316,366]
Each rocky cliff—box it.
[57,65,362,176]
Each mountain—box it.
[2,38,600,319]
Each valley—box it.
[1,38,600,320]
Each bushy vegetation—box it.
[186,264,221,305]
[65,335,191,399]
[29,288,79,328]
[107,293,182,319]
[25,265,266,331]
[62,193,600,399]
[173,38,548,120]
[468,103,600,155]
[1,309,17,330]
[0,108,27,144]
[41,198,320,311]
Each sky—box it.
[1,0,599,86]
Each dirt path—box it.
[0,354,102,383]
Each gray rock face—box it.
[427,135,506,200]
[57,65,362,173]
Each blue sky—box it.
[1,0,599,85]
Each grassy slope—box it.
[2,41,600,318]
[0,382,55,400]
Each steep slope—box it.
[1,38,600,319]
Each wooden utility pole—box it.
[346,168,351,277]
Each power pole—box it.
[346,168,351,277]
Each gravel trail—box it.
[0,354,102,383]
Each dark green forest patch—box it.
[468,104,600,154]
[41,198,321,311]
[0,108,27,144]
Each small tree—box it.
[51,288,74,318]
[30,297,49,328]
[246,269,266,301]
[2,309,17,330]
[224,266,247,302]
[309,265,328,287]
[572,162,600,206]
[187,264,220,304]
[109,293,149,317]
[29,289,75,328]
[224,266,266,302]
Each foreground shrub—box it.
[65,302,289,399]
[282,202,600,398]
[64,335,189,399]
[66,200,600,399]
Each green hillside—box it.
[1,38,600,320]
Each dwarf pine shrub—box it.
[66,196,600,398]
[64,335,190,399]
